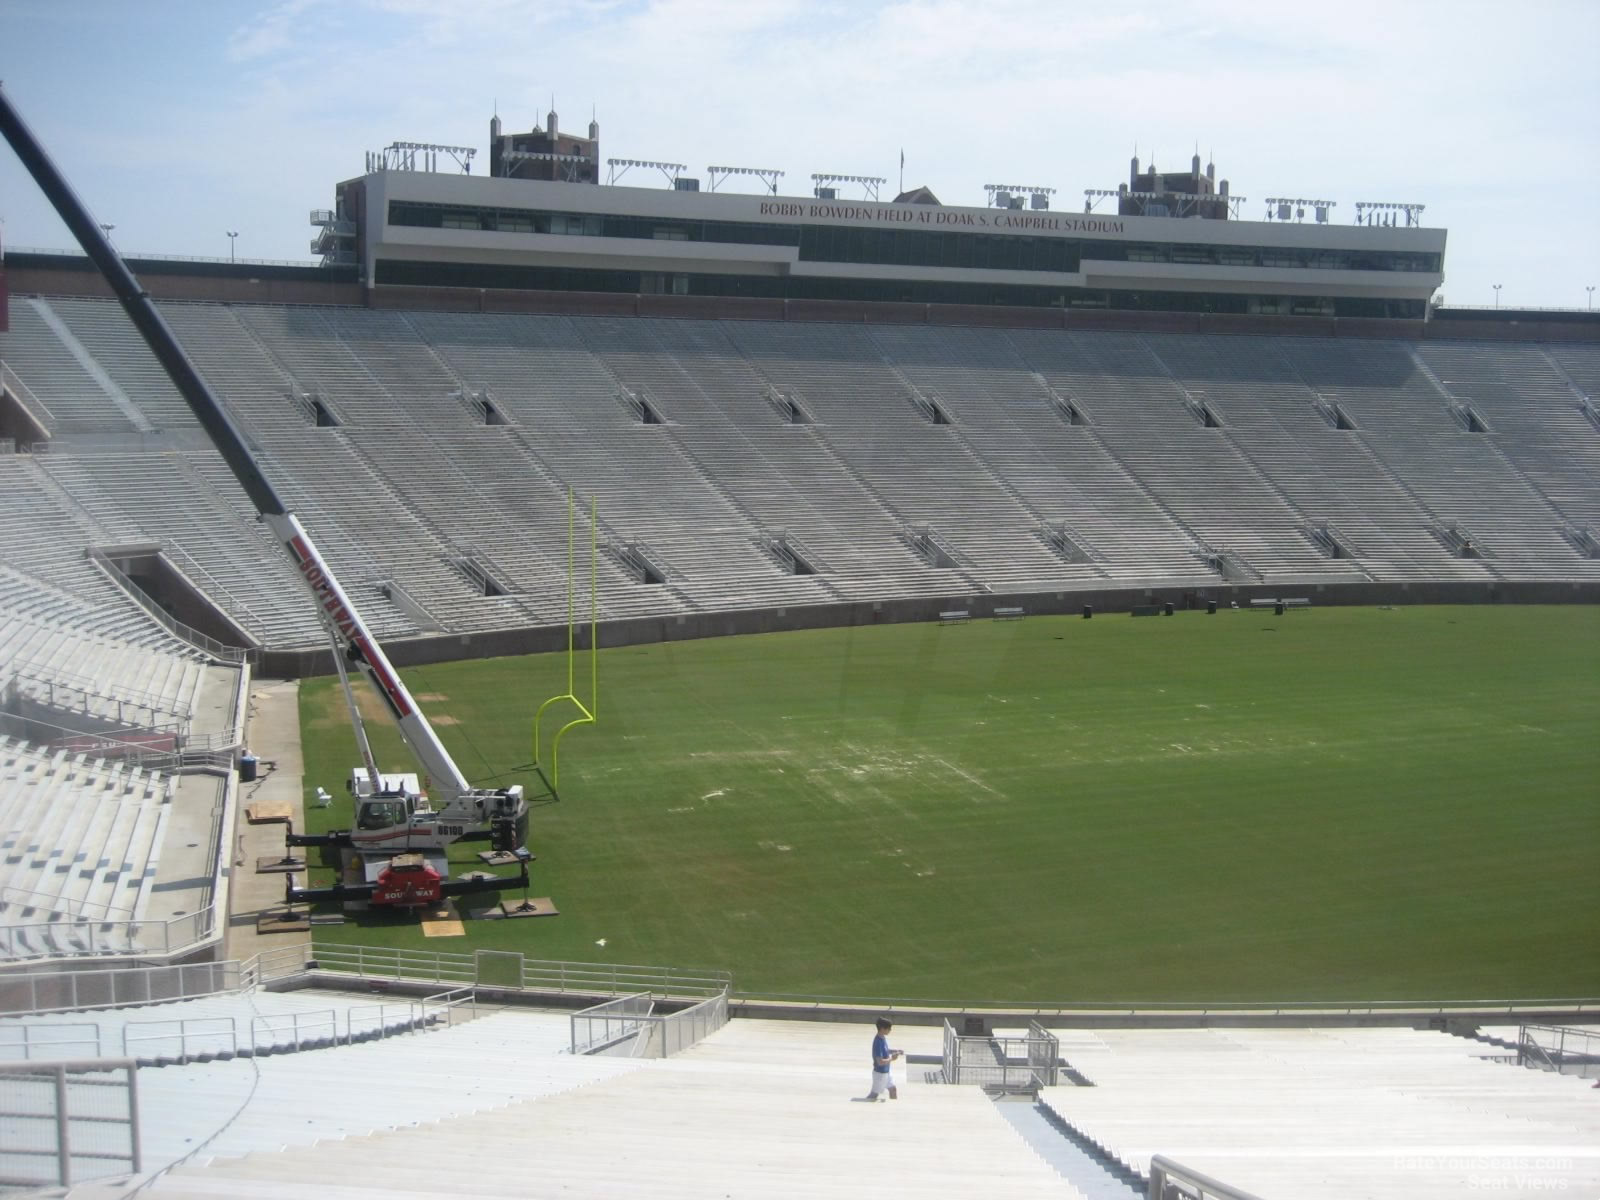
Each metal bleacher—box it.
[1145,334,1488,581]
[5,297,1598,650]
[1,611,207,735]
[1039,1025,1600,1199]
[411,310,825,615]
[0,736,170,949]
[1418,341,1600,550]
[125,1013,1077,1200]
[618,318,969,602]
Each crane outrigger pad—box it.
[496,896,559,919]
[255,853,307,873]
[420,903,466,937]
[256,907,311,934]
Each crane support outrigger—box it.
[0,83,532,911]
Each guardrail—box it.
[5,244,319,268]
[0,907,218,966]
[85,547,253,665]
[0,958,244,1017]
[1,884,134,922]
[1148,1155,1267,1200]
[0,1057,141,1189]
[1518,1023,1600,1078]
[261,942,731,1000]
[0,1021,103,1060]
[0,359,56,428]
[653,988,729,1057]
[125,1015,237,1063]
[570,992,654,1055]
[570,988,730,1058]
[3,997,464,1066]
[941,1019,1058,1090]
[738,988,1600,1017]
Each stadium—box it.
[1,77,1599,1200]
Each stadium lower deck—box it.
[2,300,1598,1198]
[3,298,1598,656]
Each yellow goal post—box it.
[532,489,597,794]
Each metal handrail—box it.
[85,546,252,664]
[161,540,271,635]
[0,1057,141,1188]
[250,1008,338,1053]
[347,1000,425,1042]
[291,941,732,999]
[420,985,478,1030]
[124,1015,236,1063]
[1149,1155,1270,1200]
[0,883,135,921]
[740,988,1600,1015]
[0,1021,102,1060]
[1,358,57,424]
[5,244,319,268]
[0,927,228,996]
[8,657,193,723]
[1437,303,1598,314]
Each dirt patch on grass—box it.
[414,693,449,702]
[432,714,460,726]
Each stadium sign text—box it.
[758,201,1123,236]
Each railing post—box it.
[53,1066,71,1186]
[125,1061,142,1175]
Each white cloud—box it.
[227,0,325,62]
[3,0,1596,303]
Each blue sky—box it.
[2,0,1597,308]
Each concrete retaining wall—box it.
[258,578,1600,678]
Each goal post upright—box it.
[533,488,598,794]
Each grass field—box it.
[297,605,1600,1005]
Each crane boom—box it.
[0,81,493,816]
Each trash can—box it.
[1207,600,1218,615]
[1163,602,1175,616]
[1082,605,1093,619]
[238,753,258,783]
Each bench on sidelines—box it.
[1249,597,1311,612]
[939,610,971,625]
[992,606,1024,621]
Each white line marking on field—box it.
[931,756,1002,798]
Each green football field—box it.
[297,605,1600,1005]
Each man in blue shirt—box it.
[866,1017,902,1101]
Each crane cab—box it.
[350,769,428,834]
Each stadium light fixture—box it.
[1266,198,1336,224]
[1082,188,1120,213]
[707,166,784,195]
[1587,286,1594,311]
[1493,284,1502,309]
[226,230,238,263]
[1355,201,1425,228]
[810,173,886,201]
[98,222,114,242]
[607,158,686,186]
[984,184,1055,210]
[367,142,476,174]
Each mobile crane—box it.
[0,83,533,911]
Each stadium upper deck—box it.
[317,112,1446,321]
